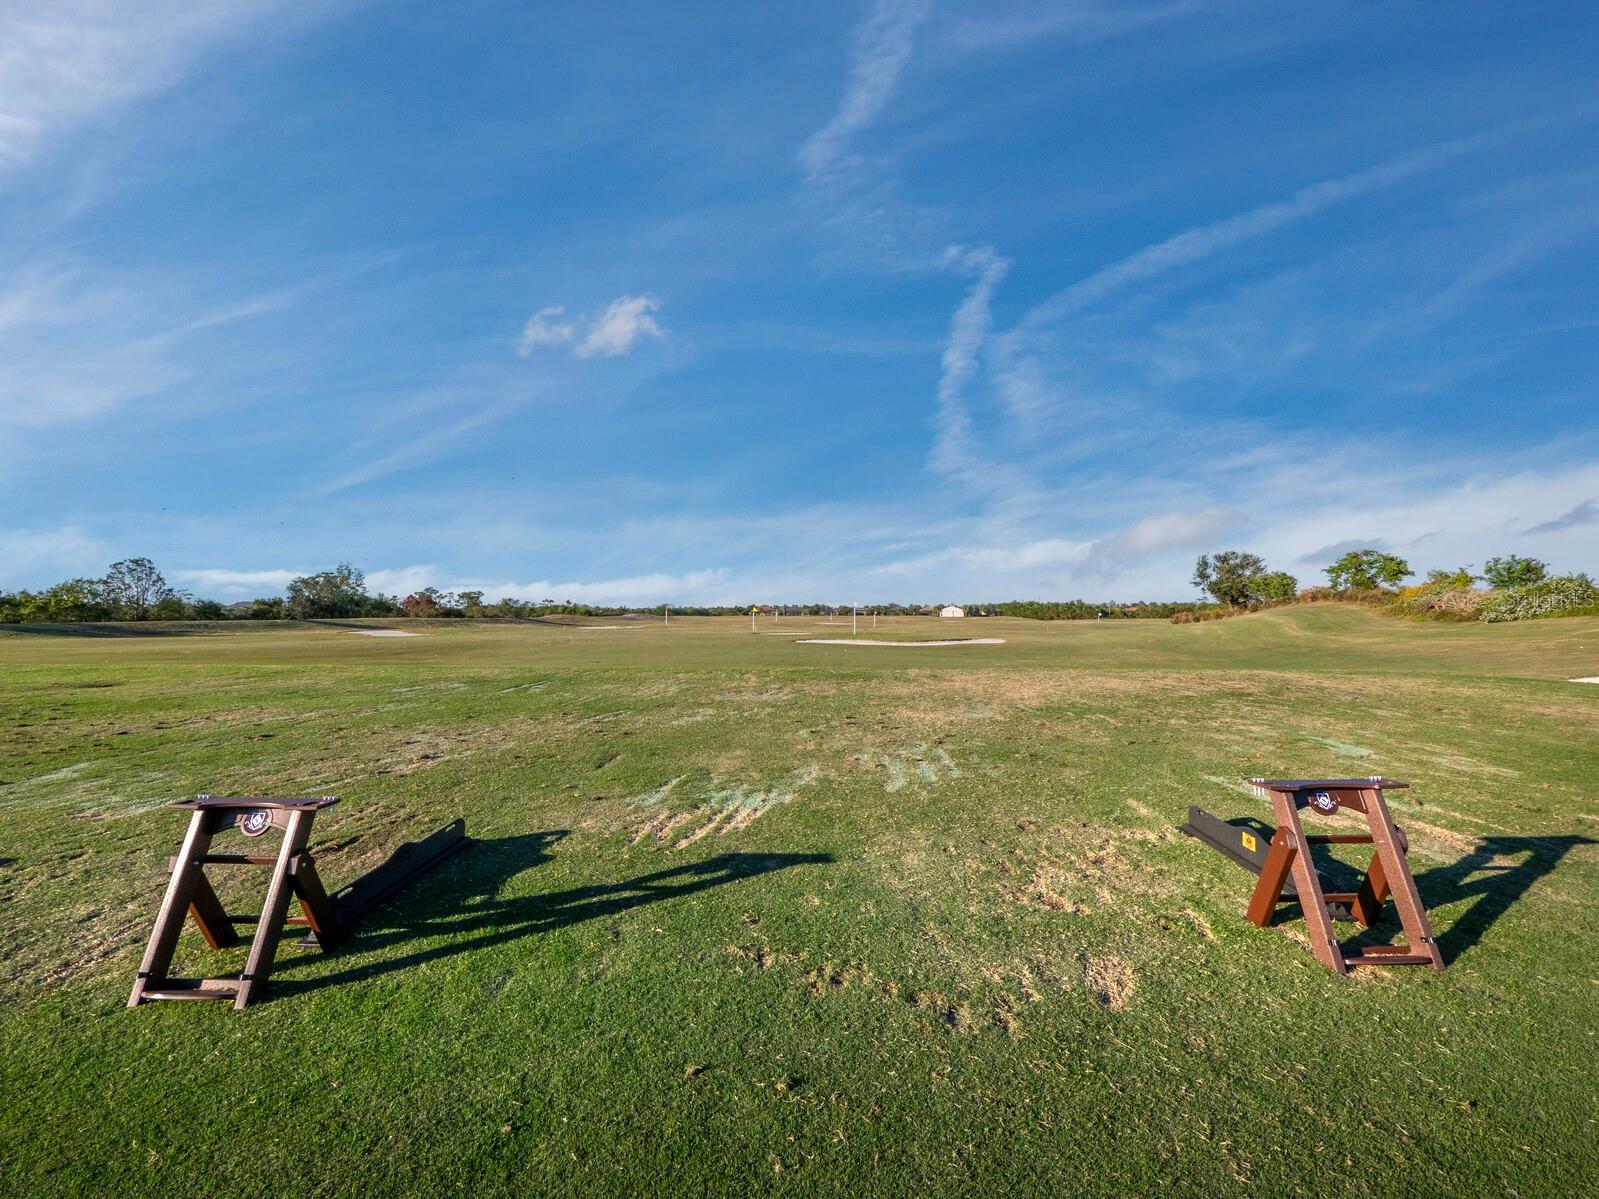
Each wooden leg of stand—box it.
[1364,786,1444,969]
[129,810,218,1006]
[234,811,313,1009]
[1246,827,1295,927]
[290,857,344,950]
[1280,798,1347,974]
[1351,851,1390,928]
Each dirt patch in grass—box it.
[1081,954,1138,1010]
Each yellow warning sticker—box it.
[1241,831,1257,853]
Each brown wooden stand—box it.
[129,796,469,1010]
[128,797,340,1010]
[1245,778,1444,973]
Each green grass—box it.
[2,607,1597,1196]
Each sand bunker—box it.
[349,629,420,638]
[795,637,1006,647]
[1571,677,1599,684]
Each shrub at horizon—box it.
[1324,549,1412,591]
[1392,568,1486,620]
[1483,555,1549,590]
[1479,574,1599,623]
[1256,570,1299,602]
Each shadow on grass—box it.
[267,831,831,999]
[0,621,236,638]
[1322,834,1594,963]
[1414,835,1595,963]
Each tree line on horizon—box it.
[1,550,1592,625]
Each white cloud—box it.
[1089,507,1244,560]
[171,567,300,595]
[946,2,1212,50]
[576,295,665,358]
[313,402,517,496]
[0,524,104,582]
[930,246,1010,481]
[798,0,933,181]
[1007,135,1492,346]
[517,305,575,355]
[365,566,730,606]
[1073,508,1244,579]
[0,1,297,175]
[517,294,665,359]
[0,256,393,435]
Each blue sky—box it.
[2,1,1596,604]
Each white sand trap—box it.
[349,629,421,637]
[1570,677,1599,684]
[795,637,1006,647]
[573,625,625,630]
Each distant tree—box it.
[1256,571,1299,602]
[400,588,444,618]
[149,594,190,620]
[250,597,287,619]
[458,590,485,616]
[1324,549,1411,591]
[26,579,107,622]
[286,563,369,619]
[1423,567,1477,590]
[1482,555,1547,590]
[1192,551,1268,607]
[191,599,227,620]
[100,557,174,619]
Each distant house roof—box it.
[939,605,965,618]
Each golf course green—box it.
[2,605,1595,1195]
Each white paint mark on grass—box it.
[630,766,823,847]
[795,638,1005,647]
[856,746,960,792]
[1201,774,1267,799]
[1304,735,1371,758]
[625,776,687,807]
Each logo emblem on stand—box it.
[239,809,273,837]
[1308,790,1339,815]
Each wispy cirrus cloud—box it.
[313,401,518,496]
[797,0,932,182]
[945,1,1215,51]
[0,255,395,435]
[365,566,729,605]
[0,1,306,175]
[518,294,665,359]
[930,245,1009,480]
[1006,133,1494,346]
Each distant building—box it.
[939,605,965,619]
